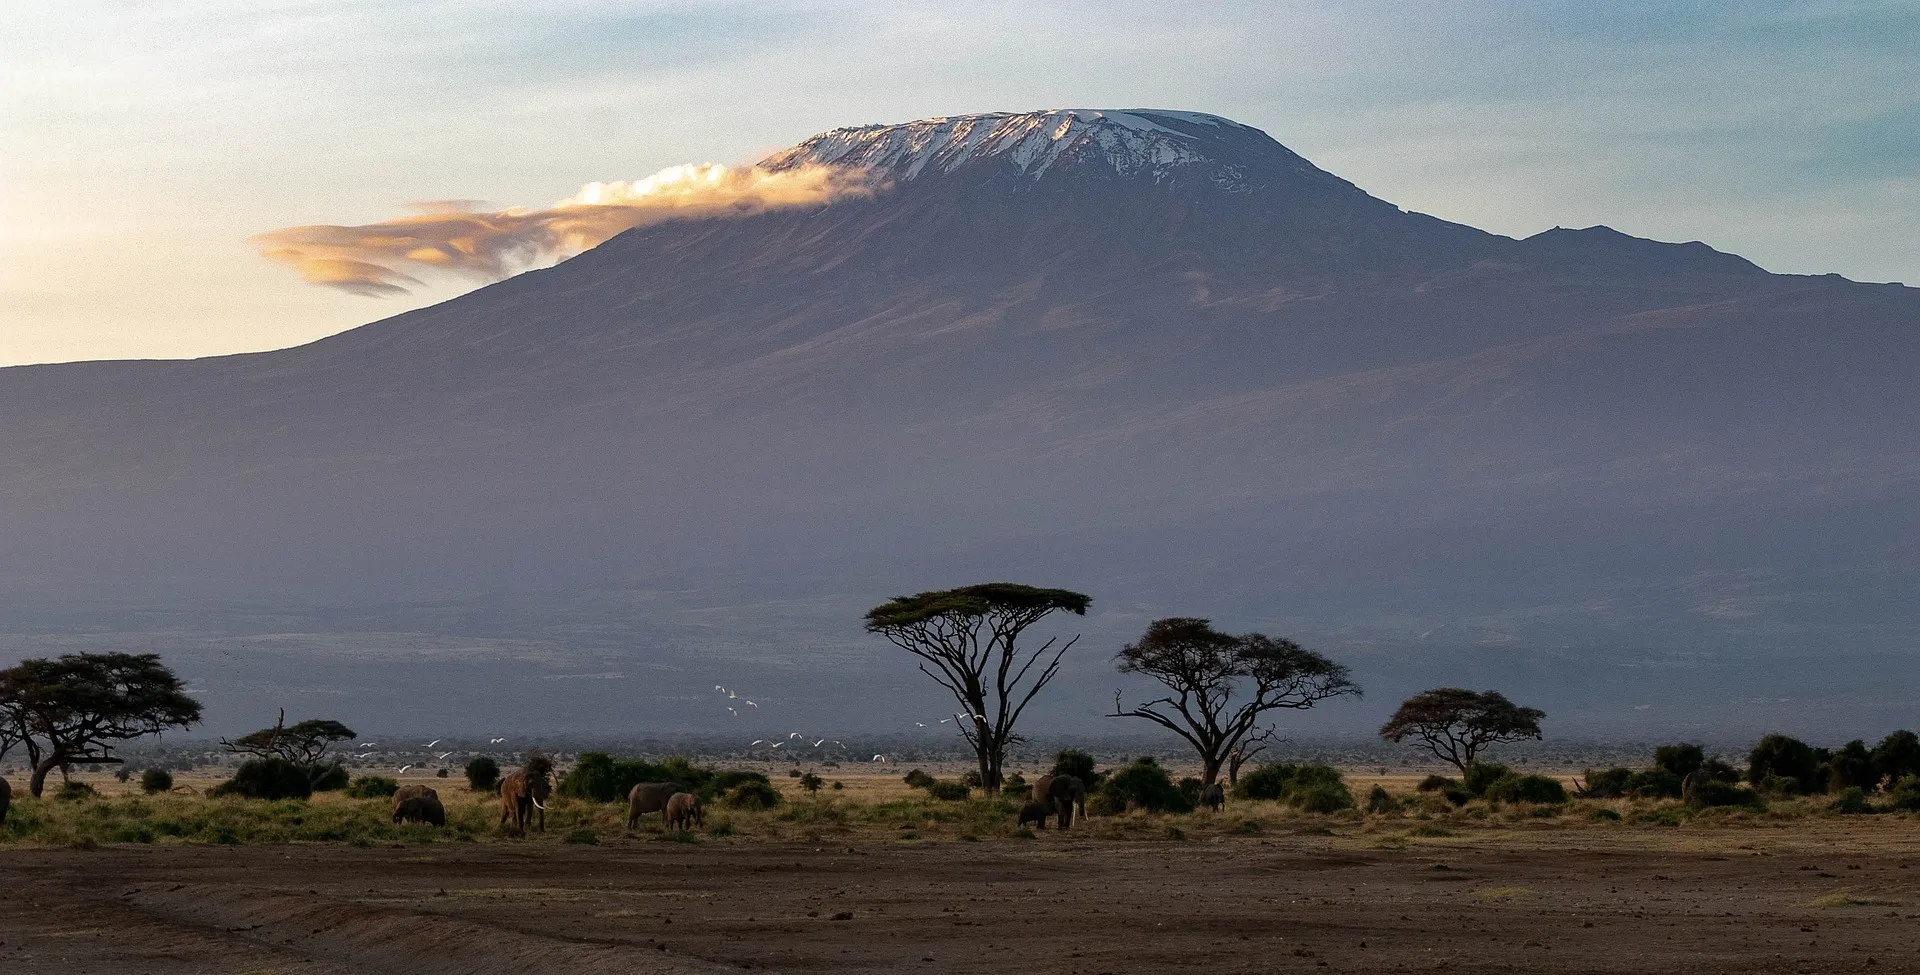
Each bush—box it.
[1002,772,1027,791]
[311,764,349,792]
[1232,763,1295,801]
[1652,743,1705,780]
[722,781,783,810]
[786,768,800,778]
[925,780,971,801]
[1749,734,1822,794]
[958,769,983,788]
[707,769,771,798]
[1092,758,1192,815]
[1441,786,1473,807]
[1365,785,1398,814]
[55,780,98,801]
[1827,740,1878,793]
[831,781,844,791]
[140,768,174,794]
[1578,767,1634,798]
[115,765,134,783]
[1462,761,1512,797]
[1483,774,1567,805]
[1292,780,1355,814]
[1625,769,1683,799]
[1684,778,1765,810]
[558,752,726,803]
[344,775,399,799]
[212,758,312,800]
[1588,808,1622,822]
[464,756,500,792]
[1177,777,1204,806]
[1416,774,1458,793]
[1874,730,1920,787]
[1758,774,1801,797]
[1829,787,1873,815]
[902,769,935,788]
[564,827,598,845]
[1886,775,1920,812]
[1051,749,1100,786]
[799,772,824,793]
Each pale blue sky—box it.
[4,0,1915,365]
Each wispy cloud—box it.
[252,162,871,295]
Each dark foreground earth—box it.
[5,826,1919,974]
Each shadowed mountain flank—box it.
[2,110,1915,737]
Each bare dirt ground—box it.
[6,820,1920,975]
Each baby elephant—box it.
[1200,782,1226,812]
[393,794,446,827]
[1017,801,1051,830]
[665,792,703,830]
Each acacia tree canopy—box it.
[864,582,1090,792]
[1111,617,1359,785]
[0,652,202,796]
[1378,687,1544,772]
[225,716,357,766]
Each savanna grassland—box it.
[5,772,1920,974]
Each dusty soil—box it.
[6,823,1920,975]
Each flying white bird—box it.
[771,741,785,748]
[358,742,377,748]
[490,737,507,744]
[727,707,738,717]
[789,732,803,739]
[871,755,886,762]
[714,685,724,691]
[938,717,952,724]
[745,700,758,708]
[424,739,442,748]
[437,752,453,759]
[812,739,826,747]
[397,765,413,773]
[914,722,926,727]
[750,740,769,746]
[727,691,737,699]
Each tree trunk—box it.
[977,749,996,794]
[29,753,63,797]
[1202,753,1225,787]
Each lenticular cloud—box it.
[254,163,870,296]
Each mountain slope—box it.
[2,109,1916,736]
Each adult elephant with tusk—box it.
[1032,773,1086,829]
[499,753,555,836]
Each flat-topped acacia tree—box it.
[865,583,1091,793]
[1110,618,1360,786]
[1379,688,1544,772]
[0,652,202,796]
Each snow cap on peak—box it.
[761,109,1334,193]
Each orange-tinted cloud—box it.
[254,163,870,295]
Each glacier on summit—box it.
[761,109,1343,192]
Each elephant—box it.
[1016,801,1050,830]
[626,781,685,829]
[665,792,703,830]
[1033,773,1087,829]
[1200,782,1226,812]
[499,754,555,836]
[393,784,438,806]
[0,776,10,826]
[393,794,446,827]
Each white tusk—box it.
[531,796,548,810]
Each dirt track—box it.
[6,830,1920,974]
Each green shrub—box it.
[958,769,983,788]
[831,781,844,791]
[212,759,312,800]
[1483,774,1566,805]
[786,768,800,778]
[799,772,824,793]
[1829,787,1873,815]
[1652,743,1705,779]
[1177,777,1204,806]
[1749,734,1822,794]
[1365,785,1398,814]
[1462,761,1512,797]
[564,827,598,845]
[1292,780,1354,814]
[1874,731,1920,787]
[1232,763,1294,801]
[1588,808,1622,822]
[558,752,720,803]
[706,770,771,798]
[722,781,783,810]
[1051,749,1099,785]
[311,764,350,791]
[55,780,98,801]
[925,780,971,801]
[1002,772,1027,791]
[1578,767,1634,798]
[140,768,174,794]
[1625,769,1683,799]
[1827,740,1878,793]
[1684,779,1765,810]
[1887,776,1920,812]
[1441,786,1473,807]
[1758,773,1802,797]
[902,769,935,788]
[464,756,500,792]
[344,775,399,799]
[1416,774,1458,793]
[1092,758,1192,815]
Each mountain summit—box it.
[762,109,1357,196]
[1,110,1916,735]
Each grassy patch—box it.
[1807,890,1900,908]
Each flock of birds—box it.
[357,736,508,774]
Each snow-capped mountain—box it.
[1,110,1916,737]
[761,108,1350,194]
